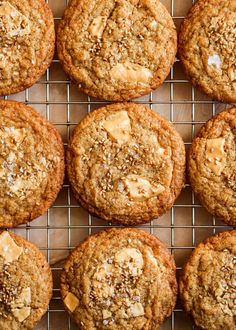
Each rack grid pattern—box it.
[3,0,232,329]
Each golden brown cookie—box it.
[0,0,55,96]
[0,100,65,228]
[188,107,236,226]
[67,103,186,225]
[0,230,52,330]
[178,0,236,103]
[57,0,177,101]
[180,230,236,330]
[61,228,177,330]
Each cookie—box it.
[61,228,177,329]
[67,102,185,225]
[188,107,236,226]
[0,0,55,96]
[57,0,177,101]
[0,100,65,228]
[180,230,236,330]
[178,0,236,103]
[0,230,52,329]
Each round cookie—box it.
[61,228,177,330]
[0,100,65,227]
[188,107,236,226]
[178,0,236,103]
[0,230,52,329]
[57,0,177,101]
[180,230,236,330]
[67,103,185,225]
[0,0,55,96]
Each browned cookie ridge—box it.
[0,230,52,330]
[188,107,236,226]
[61,228,177,330]
[180,230,236,330]
[0,100,65,227]
[179,0,236,103]
[0,0,55,96]
[67,103,186,225]
[57,0,177,101]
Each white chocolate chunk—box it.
[110,62,152,85]
[146,250,157,268]
[0,2,31,38]
[128,302,144,317]
[89,16,107,38]
[103,111,131,145]
[124,175,165,200]
[12,307,31,322]
[116,303,144,319]
[208,54,221,70]
[0,231,23,264]
[64,292,79,312]
[205,138,226,175]
[228,67,236,81]
[143,134,167,157]
[0,1,16,15]
[11,287,31,321]
[115,248,143,276]
[18,287,31,305]
[102,309,112,319]
[11,287,31,309]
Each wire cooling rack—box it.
[2,0,233,329]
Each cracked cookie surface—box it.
[57,0,177,101]
[179,0,236,103]
[180,230,236,330]
[67,103,185,225]
[0,0,55,96]
[61,228,177,330]
[0,100,65,228]
[0,231,52,330]
[188,108,236,226]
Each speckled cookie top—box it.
[0,231,52,330]
[180,230,236,330]
[179,0,236,103]
[57,0,177,101]
[61,228,177,330]
[0,0,55,96]
[188,108,236,226]
[67,103,185,225]
[0,100,65,228]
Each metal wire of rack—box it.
[2,0,232,329]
